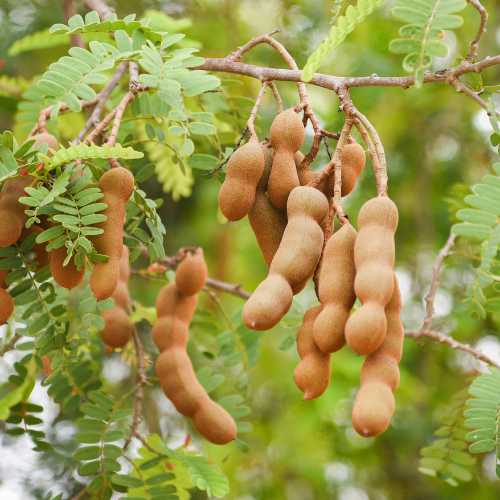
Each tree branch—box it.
[404,329,500,369]
[0,333,20,357]
[466,0,488,63]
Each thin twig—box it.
[466,0,488,63]
[73,61,128,145]
[203,127,248,176]
[68,487,87,500]
[405,329,500,369]
[353,117,381,184]
[107,91,135,148]
[206,277,251,300]
[247,83,268,137]
[0,333,21,357]
[82,107,117,145]
[421,233,457,334]
[313,197,335,299]
[448,75,490,113]
[268,81,283,113]
[322,134,332,160]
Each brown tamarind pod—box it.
[296,143,366,197]
[293,306,331,400]
[352,275,404,437]
[337,142,366,196]
[19,225,50,270]
[248,146,288,267]
[28,133,58,152]
[268,109,305,210]
[313,223,357,353]
[99,246,133,348]
[243,186,329,331]
[175,248,208,296]
[0,178,32,247]
[153,281,237,444]
[156,349,237,444]
[218,137,265,221]
[50,246,86,290]
[345,197,398,355]
[0,288,14,324]
[153,283,198,353]
[90,167,135,301]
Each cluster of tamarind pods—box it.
[0,132,135,349]
[218,108,404,438]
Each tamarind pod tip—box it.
[90,260,120,301]
[50,248,86,290]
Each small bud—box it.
[36,162,44,171]
[184,434,191,447]
[20,170,29,176]
[104,346,113,354]
[43,356,51,376]
[165,462,174,470]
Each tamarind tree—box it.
[1,0,500,498]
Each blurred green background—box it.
[1,0,500,499]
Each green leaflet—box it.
[466,369,500,479]
[389,0,467,87]
[451,163,500,318]
[302,0,386,82]
[418,387,476,485]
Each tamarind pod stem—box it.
[345,197,398,355]
[218,137,265,221]
[0,178,32,247]
[90,167,135,301]
[313,223,357,353]
[156,349,237,445]
[49,247,86,290]
[294,306,331,400]
[175,248,208,296]
[243,186,328,331]
[0,288,14,324]
[248,147,287,267]
[268,109,304,210]
[352,275,404,438]
[99,246,132,348]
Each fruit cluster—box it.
[217,108,403,437]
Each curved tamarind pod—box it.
[248,147,288,267]
[175,248,208,296]
[218,137,265,221]
[293,306,331,400]
[268,109,304,210]
[19,225,50,269]
[90,167,135,301]
[156,349,237,444]
[345,197,398,355]
[153,283,198,353]
[352,275,403,437]
[0,178,32,247]
[100,246,133,348]
[0,288,14,324]
[313,223,357,353]
[243,186,329,331]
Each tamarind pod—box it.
[28,133,58,152]
[156,283,198,323]
[352,276,403,437]
[49,246,86,290]
[293,306,331,400]
[218,137,265,221]
[345,197,398,356]
[0,287,14,324]
[175,248,208,296]
[153,282,198,352]
[243,186,328,331]
[156,349,237,445]
[90,167,135,301]
[19,225,50,269]
[313,223,357,353]
[99,246,133,348]
[296,143,366,197]
[0,178,32,247]
[248,147,288,267]
[268,109,304,210]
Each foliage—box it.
[389,0,467,87]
